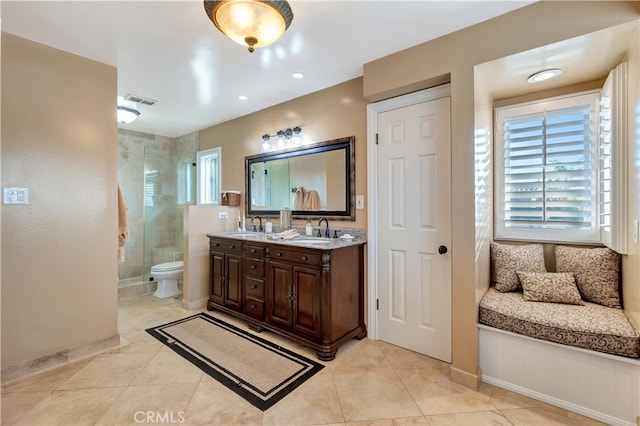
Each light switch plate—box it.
[3,187,29,205]
[356,195,365,209]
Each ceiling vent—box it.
[124,94,157,106]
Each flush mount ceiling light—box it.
[527,68,562,84]
[204,0,293,53]
[117,106,140,124]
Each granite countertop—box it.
[207,231,366,250]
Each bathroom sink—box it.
[226,232,261,238]
[292,238,334,245]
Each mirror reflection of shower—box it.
[117,130,198,297]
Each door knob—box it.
[438,245,448,255]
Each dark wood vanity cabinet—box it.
[208,238,242,312]
[207,236,367,360]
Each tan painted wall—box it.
[363,1,640,379]
[183,205,238,310]
[199,77,368,230]
[1,34,119,368]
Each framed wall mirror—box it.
[245,136,355,220]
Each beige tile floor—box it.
[2,293,605,426]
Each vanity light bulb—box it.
[292,126,302,145]
[262,141,270,152]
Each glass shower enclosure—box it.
[117,136,196,290]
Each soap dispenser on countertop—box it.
[265,217,273,233]
[305,219,313,236]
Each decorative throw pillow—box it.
[555,246,621,308]
[491,242,546,292]
[516,272,583,305]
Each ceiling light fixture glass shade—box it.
[204,0,293,53]
[527,68,562,83]
[117,106,140,124]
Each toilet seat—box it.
[151,261,183,273]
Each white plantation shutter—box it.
[496,92,600,243]
[599,62,628,254]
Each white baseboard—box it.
[479,324,640,425]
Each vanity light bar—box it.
[261,126,302,152]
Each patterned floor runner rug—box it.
[146,313,324,411]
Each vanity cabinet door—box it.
[292,266,321,339]
[267,260,321,339]
[267,261,293,329]
[224,253,242,311]
[209,237,242,312]
[210,251,225,305]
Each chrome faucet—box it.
[318,218,329,238]
[250,216,263,232]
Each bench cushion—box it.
[479,288,640,358]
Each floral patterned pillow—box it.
[491,242,546,292]
[516,272,583,305]
[555,246,621,308]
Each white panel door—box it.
[377,96,451,362]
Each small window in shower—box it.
[197,147,222,205]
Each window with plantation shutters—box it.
[495,92,601,243]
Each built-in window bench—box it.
[479,242,640,425]
[478,288,640,425]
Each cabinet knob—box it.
[277,252,283,257]
[214,243,220,247]
[251,284,257,289]
[301,256,308,261]
[251,249,256,253]
[251,265,256,269]
[230,245,236,249]
[251,304,257,309]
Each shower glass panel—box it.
[142,147,196,281]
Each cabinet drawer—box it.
[210,238,242,254]
[245,244,265,257]
[245,276,265,298]
[244,297,265,319]
[244,258,265,277]
[270,247,321,266]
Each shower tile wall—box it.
[117,129,197,282]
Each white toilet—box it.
[150,260,183,298]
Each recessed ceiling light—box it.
[292,72,305,79]
[527,68,562,84]
[238,95,248,101]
